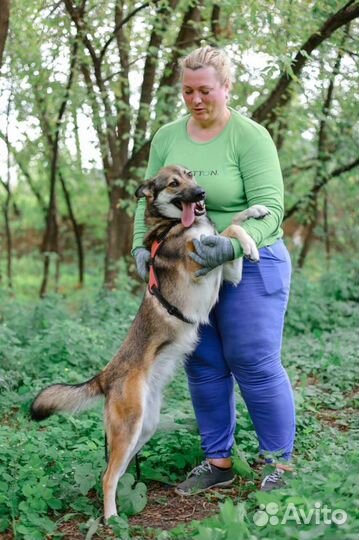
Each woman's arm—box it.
[131,198,148,254]
[239,129,284,245]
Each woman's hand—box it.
[189,235,234,276]
[133,247,151,281]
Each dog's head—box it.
[136,165,206,228]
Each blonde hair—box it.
[179,46,233,88]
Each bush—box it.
[285,262,359,336]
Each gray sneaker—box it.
[260,468,286,491]
[174,461,235,496]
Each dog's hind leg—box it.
[102,379,145,520]
[127,385,162,461]
[113,383,161,487]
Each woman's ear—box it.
[224,79,231,100]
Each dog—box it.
[31,165,269,519]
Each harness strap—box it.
[147,223,195,325]
[148,239,161,292]
[150,286,194,324]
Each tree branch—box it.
[63,1,121,171]
[158,0,204,90]
[152,0,204,126]
[210,3,221,41]
[296,32,347,267]
[133,0,179,150]
[0,131,46,212]
[123,138,152,179]
[63,0,99,68]
[80,62,111,188]
[114,0,131,164]
[99,0,160,63]
[284,157,359,220]
[252,1,359,125]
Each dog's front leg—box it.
[220,225,258,285]
[220,205,271,284]
[223,225,260,262]
[232,204,270,224]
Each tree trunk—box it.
[104,184,133,289]
[38,37,78,296]
[2,185,12,289]
[59,171,85,287]
[2,83,12,288]
[39,198,59,297]
[323,188,331,264]
[0,0,10,67]
[297,200,318,268]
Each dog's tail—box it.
[31,375,103,421]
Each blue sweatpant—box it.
[185,239,295,461]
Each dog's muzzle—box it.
[172,188,206,227]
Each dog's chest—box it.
[189,220,216,241]
[147,325,198,390]
[183,221,222,323]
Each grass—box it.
[0,254,358,539]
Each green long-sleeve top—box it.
[132,107,284,257]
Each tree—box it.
[1,0,358,293]
[252,1,359,132]
[63,0,206,288]
[0,0,10,67]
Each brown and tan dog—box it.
[31,165,269,519]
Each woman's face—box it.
[182,66,229,125]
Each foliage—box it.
[285,257,359,336]
[0,258,358,538]
[0,0,358,289]
[186,437,359,540]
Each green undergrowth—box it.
[0,259,358,538]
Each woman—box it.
[132,46,295,494]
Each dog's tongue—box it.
[181,202,196,228]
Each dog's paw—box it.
[247,205,270,220]
[232,205,270,225]
[241,236,260,262]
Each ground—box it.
[55,478,255,539]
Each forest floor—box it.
[0,263,358,539]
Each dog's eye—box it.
[187,171,193,177]
[169,179,180,188]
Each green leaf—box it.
[232,454,254,479]
[22,484,34,497]
[117,473,148,516]
[48,498,62,510]
[73,463,97,495]
[107,515,129,539]
[85,516,101,540]
[0,517,10,533]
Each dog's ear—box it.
[135,180,154,199]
